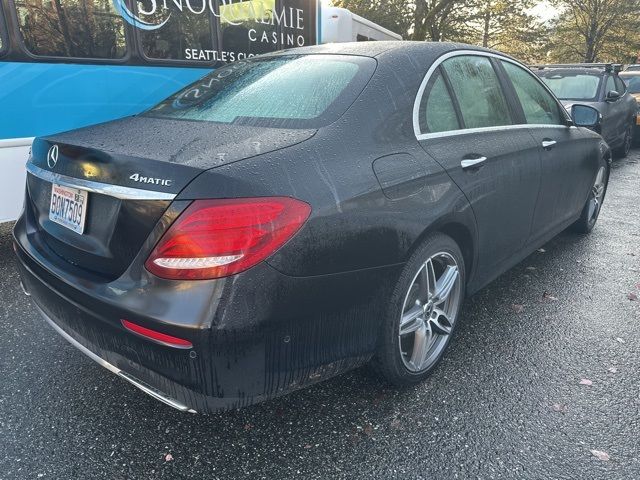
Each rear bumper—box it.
[15,243,231,412]
[14,217,399,413]
[36,302,197,413]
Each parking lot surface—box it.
[1,153,639,480]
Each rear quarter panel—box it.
[177,54,477,279]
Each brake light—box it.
[145,197,311,280]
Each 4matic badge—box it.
[129,173,173,187]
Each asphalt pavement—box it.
[1,152,639,480]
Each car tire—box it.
[372,233,465,386]
[571,159,609,234]
[613,124,632,158]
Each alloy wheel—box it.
[398,252,462,373]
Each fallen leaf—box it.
[303,444,312,449]
[511,304,524,313]
[164,454,174,462]
[244,423,253,431]
[616,337,626,344]
[628,292,638,301]
[551,403,567,413]
[542,291,558,301]
[608,367,618,373]
[590,450,610,461]
[363,424,374,436]
[538,248,546,253]
[526,266,536,271]
[579,378,593,386]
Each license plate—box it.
[49,184,89,234]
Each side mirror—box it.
[606,90,621,102]
[571,104,601,128]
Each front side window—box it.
[501,61,563,125]
[442,55,512,129]
[148,55,376,128]
[136,0,215,62]
[539,72,601,101]
[15,0,127,59]
[418,68,460,133]
[605,75,616,95]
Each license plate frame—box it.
[49,183,89,235]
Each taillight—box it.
[145,197,311,280]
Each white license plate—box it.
[49,184,89,234]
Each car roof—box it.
[268,40,510,60]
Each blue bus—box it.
[0,0,399,221]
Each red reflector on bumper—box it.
[121,319,193,349]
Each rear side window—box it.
[442,56,512,129]
[501,61,563,125]
[418,68,460,133]
[15,0,127,59]
[148,55,376,128]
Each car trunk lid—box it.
[24,117,316,280]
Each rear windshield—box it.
[147,55,376,128]
[538,72,601,101]
[621,75,640,94]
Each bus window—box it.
[280,0,315,50]
[14,0,127,59]
[0,6,6,55]
[218,0,278,58]
[137,0,215,62]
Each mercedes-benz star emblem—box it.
[47,145,59,169]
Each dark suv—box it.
[534,63,637,157]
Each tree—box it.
[443,0,549,62]
[548,0,640,62]
[333,0,413,37]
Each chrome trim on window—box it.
[26,162,176,201]
[35,303,197,413]
[412,49,571,139]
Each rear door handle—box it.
[542,140,557,150]
[461,156,487,169]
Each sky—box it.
[529,1,560,22]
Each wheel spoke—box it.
[400,306,424,335]
[426,259,436,299]
[409,323,432,370]
[417,263,430,303]
[430,309,453,335]
[433,265,459,304]
[588,198,597,220]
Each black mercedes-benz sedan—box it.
[14,42,611,413]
